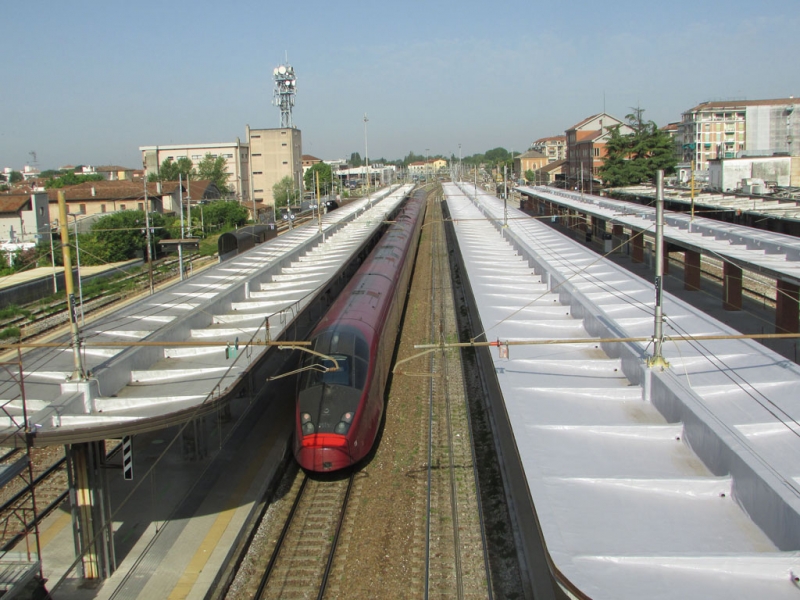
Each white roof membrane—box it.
[444,182,800,599]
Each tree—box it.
[598,108,677,187]
[273,176,299,209]
[350,152,362,167]
[148,157,193,183]
[304,163,333,194]
[195,154,230,193]
[199,200,248,231]
[524,169,537,184]
[91,210,167,263]
[9,171,24,184]
[45,172,104,189]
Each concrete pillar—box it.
[776,279,800,333]
[66,441,116,580]
[631,230,644,263]
[723,261,742,311]
[685,249,701,291]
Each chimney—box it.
[91,186,96,197]
[157,181,162,194]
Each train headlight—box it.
[334,411,354,435]
[301,413,315,435]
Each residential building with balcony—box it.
[530,135,567,163]
[677,98,799,173]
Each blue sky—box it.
[2,0,798,170]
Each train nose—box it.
[297,434,353,471]
[297,445,353,471]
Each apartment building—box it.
[247,126,302,212]
[140,141,250,199]
[677,98,799,172]
[530,135,567,163]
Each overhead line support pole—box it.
[57,191,85,381]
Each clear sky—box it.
[2,0,798,170]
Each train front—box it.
[294,327,371,472]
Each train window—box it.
[322,354,350,386]
[355,336,369,361]
[354,357,367,390]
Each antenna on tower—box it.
[29,151,37,166]
[272,57,297,128]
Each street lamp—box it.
[364,113,370,197]
[426,148,429,183]
[68,213,85,326]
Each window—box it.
[138,202,144,210]
[101,204,106,213]
[253,171,263,175]
[283,161,288,165]
[192,155,201,160]
[252,153,261,157]
[254,189,263,193]
[38,207,44,216]
[121,204,126,210]
[79,204,86,214]
[281,131,287,135]
[282,143,287,147]
[251,135,260,139]
[223,154,233,158]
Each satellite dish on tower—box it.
[278,65,286,75]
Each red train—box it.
[293,191,427,472]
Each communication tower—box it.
[272,61,297,128]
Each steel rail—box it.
[316,473,354,600]
[436,199,464,599]
[255,474,309,599]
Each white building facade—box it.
[140,141,250,200]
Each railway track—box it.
[423,192,491,599]
[220,186,495,599]
[227,464,357,599]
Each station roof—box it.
[0,185,414,445]
[446,182,800,598]
[518,185,800,285]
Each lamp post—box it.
[426,148,430,183]
[68,213,85,326]
[42,221,58,294]
[364,113,370,197]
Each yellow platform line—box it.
[38,511,72,548]
[167,436,275,599]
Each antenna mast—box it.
[272,58,297,128]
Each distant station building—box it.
[564,113,632,191]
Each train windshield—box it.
[299,329,369,391]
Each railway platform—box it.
[28,369,295,599]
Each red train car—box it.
[293,192,427,471]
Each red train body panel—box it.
[294,192,426,472]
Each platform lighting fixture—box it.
[273,61,297,128]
